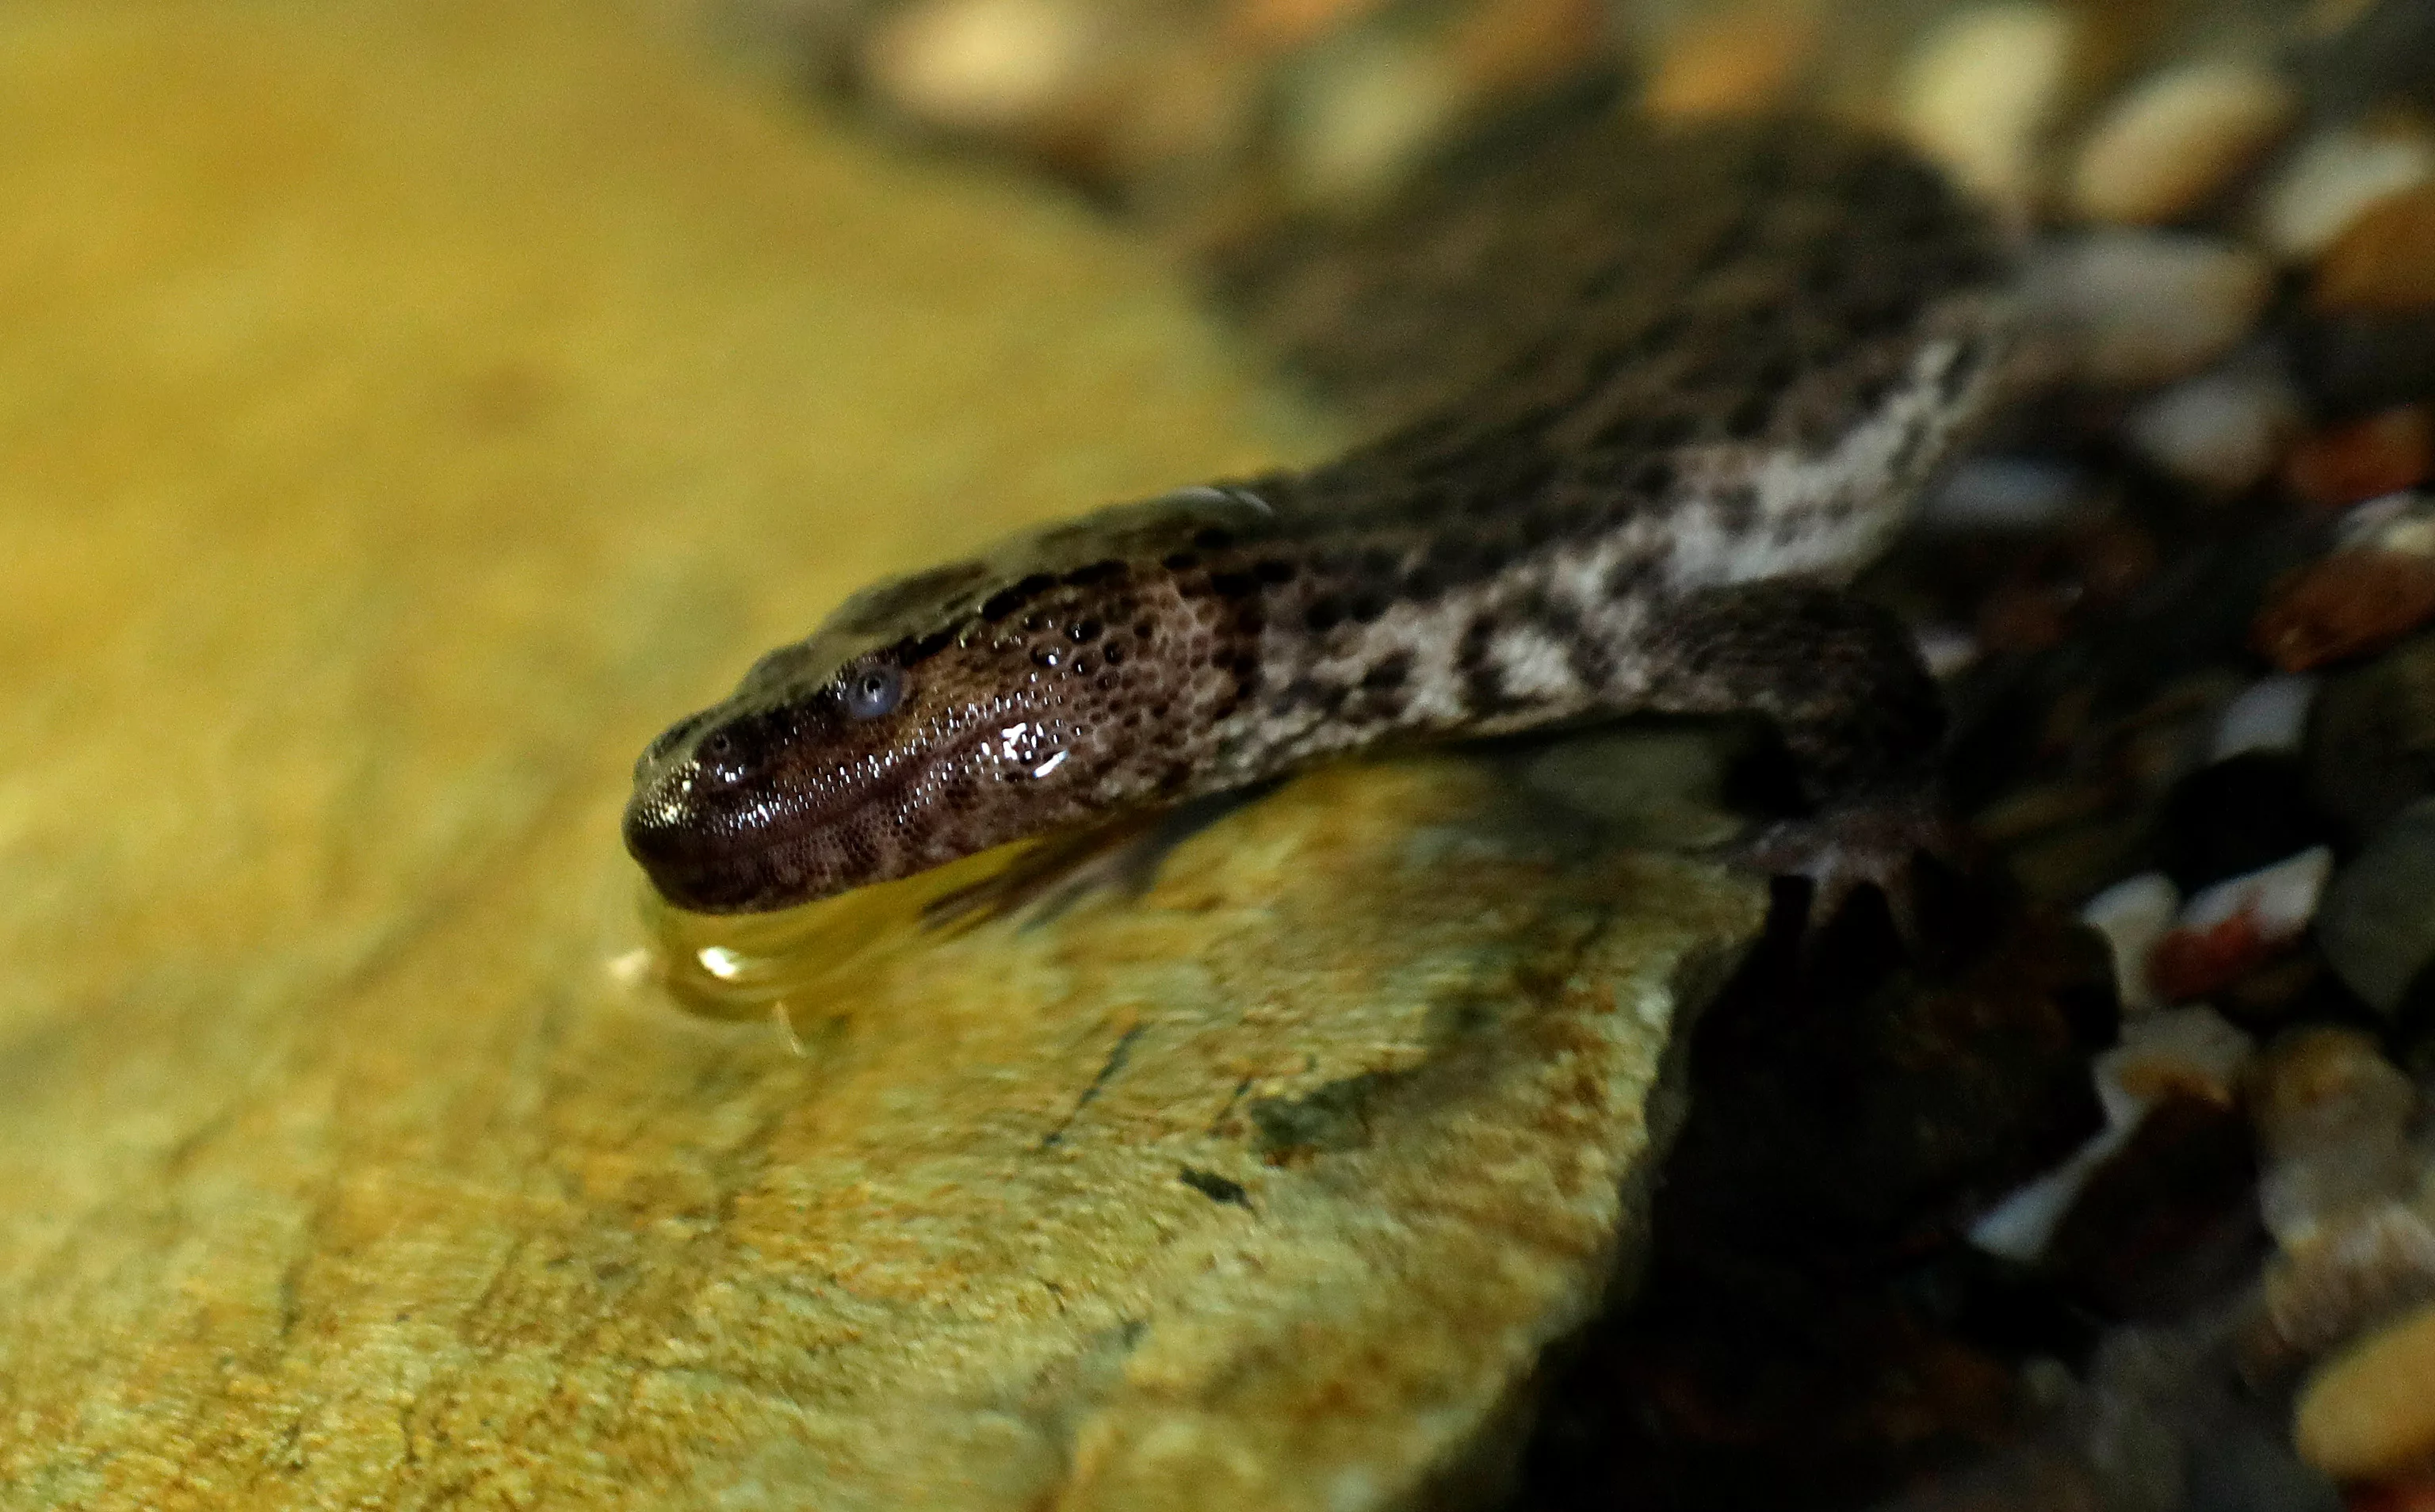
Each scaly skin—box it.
[624,116,2016,914]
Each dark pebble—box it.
[2185,1410,2345,1512]
[2284,311,2435,422]
[2307,630,2435,842]
[2154,751,2334,895]
[2042,1093,2267,1321]
[2297,0,2435,116]
[2317,796,2435,1014]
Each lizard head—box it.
[622,554,1208,914]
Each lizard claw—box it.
[1741,790,1980,953]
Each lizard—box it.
[622,114,2017,925]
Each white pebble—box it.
[2123,356,2304,494]
[2069,58,2298,226]
[2096,1005,2256,1127]
[2023,231,2276,388]
[2337,491,2435,556]
[2181,846,2334,940]
[1898,3,2074,208]
[1968,1117,2141,1262]
[858,0,1106,139]
[2212,674,2319,761]
[2081,872,2181,1015]
[2255,126,2435,262]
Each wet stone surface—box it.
[629,753,1768,1512]
[0,6,1772,1507]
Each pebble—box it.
[2256,125,2435,262]
[2124,356,2307,496]
[2287,311,2435,420]
[2097,1004,2256,1122]
[2122,673,2247,792]
[1917,456,2087,530]
[2156,754,2330,895]
[2042,1092,2263,1319]
[2184,846,2334,937]
[1898,2,2075,207]
[2068,58,2299,226]
[2071,517,2164,609]
[1227,0,1392,55]
[2253,545,2435,670]
[2299,0,2435,114]
[1277,28,1469,206]
[2250,1022,2415,1150]
[2340,491,2435,554]
[2150,846,2333,1002]
[2187,1416,2347,1512]
[1967,1117,2141,1262]
[2152,905,2279,1002]
[2317,796,2435,1012]
[2250,1029,2420,1244]
[2305,630,2435,840]
[2082,872,2181,1014]
[2290,405,2435,510]
[2023,231,2276,388]
[1914,621,1980,679]
[1971,1002,2253,1266]
[2247,1203,2435,1380]
[1447,0,1608,99]
[2295,1298,2435,1480]
[2316,184,2435,315]
[1974,578,2070,652]
[1641,0,1820,120]
[2350,1477,2435,1512]
[857,0,1111,140]
[2214,674,2320,761]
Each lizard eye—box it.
[842,664,906,720]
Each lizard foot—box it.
[1741,790,1981,951]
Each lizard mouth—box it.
[622,773,810,914]
[621,707,995,914]
[621,705,863,914]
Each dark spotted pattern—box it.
[624,116,2017,913]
